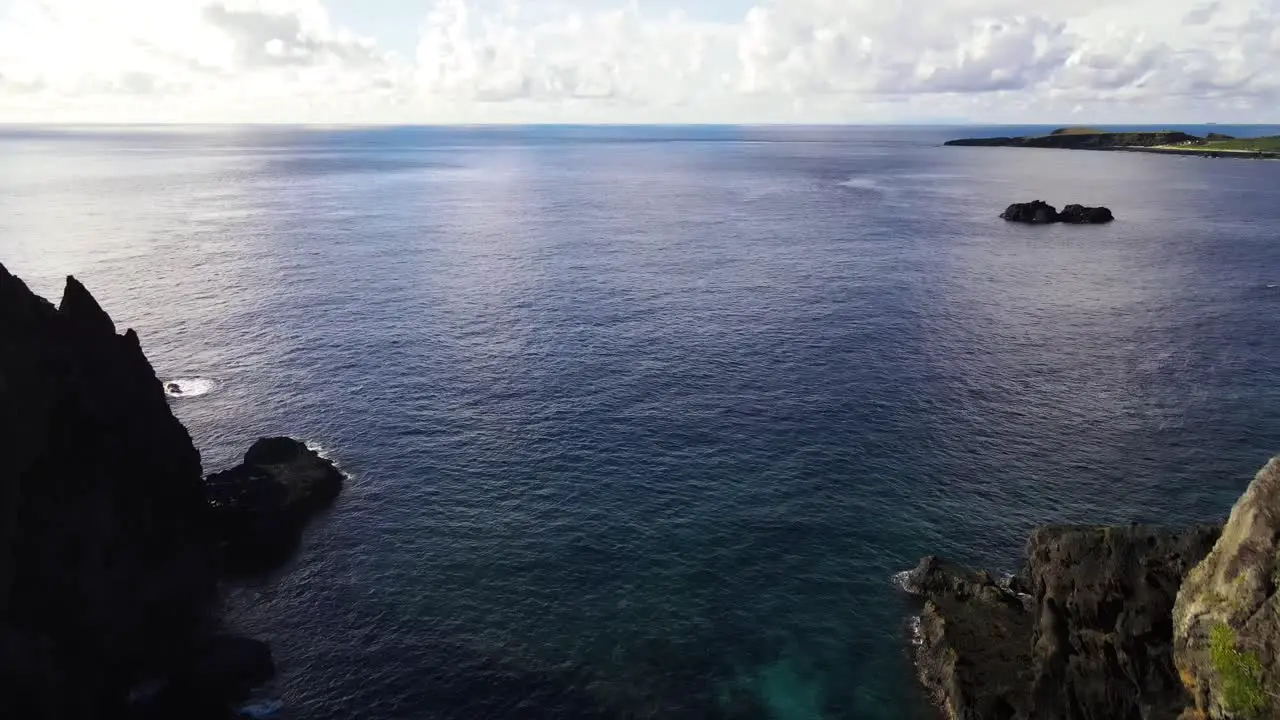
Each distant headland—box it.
[945,127,1280,159]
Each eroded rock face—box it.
[906,557,1035,720]
[1174,458,1280,719]
[1028,525,1220,720]
[206,437,345,575]
[0,263,215,717]
[906,525,1219,720]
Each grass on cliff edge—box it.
[1203,137,1280,152]
[1209,623,1267,718]
[1151,137,1280,153]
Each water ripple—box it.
[2,125,1278,720]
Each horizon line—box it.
[0,121,1273,129]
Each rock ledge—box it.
[906,525,1220,720]
[207,437,346,575]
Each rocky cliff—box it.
[907,524,1222,720]
[1174,458,1280,719]
[908,457,1280,720]
[0,262,222,717]
[0,263,332,718]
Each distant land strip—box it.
[945,127,1280,159]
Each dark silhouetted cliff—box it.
[0,263,225,717]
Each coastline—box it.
[948,144,1280,161]
[944,128,1280,161]
[1113,146,1280,160]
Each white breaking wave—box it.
[838,176,884,192]
[890,569,914,593]
[163,377,216,398]
[302,439,359,487]
[304,439,335,462]
[907,615,923,647]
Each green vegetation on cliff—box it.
[1196,137,1280,152]
[1175,458,1280,720]
[1209,624,1266,718]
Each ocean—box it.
[2,124,1279,719]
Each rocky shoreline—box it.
[904,459,1280,720]
[0,262,345,719]
[1116,147,1280,160]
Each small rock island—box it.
[1001,200,1114,224]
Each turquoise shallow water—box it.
[2,125,1279,719]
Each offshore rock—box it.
[206,437,345,575]
[907,525,1219,720]
[1058,204,1115,224]
[1174,458,1280,719]
[1001,200,1060,224]
[1000,201,1115,224]
[0,262,271,718]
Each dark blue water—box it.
[2,125,1279,719]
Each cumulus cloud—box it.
[201,4,384,70]
[908,16,1071,93]
[734,1,1075,97]
[0,0,1278,122]
[414,0,735,106]
[0,0,408,120]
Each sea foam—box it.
[163,377,216,398]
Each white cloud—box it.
[201,3,383,70]
[0,0,1278,122]
[1183,2,1219,26]
[906,16,1069,94]
[414,0,736,108]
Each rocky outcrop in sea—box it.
[1000,201,1115,224]
[208,437,346,575]
[0,262,345,718]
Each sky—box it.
[0,0,1277,124]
